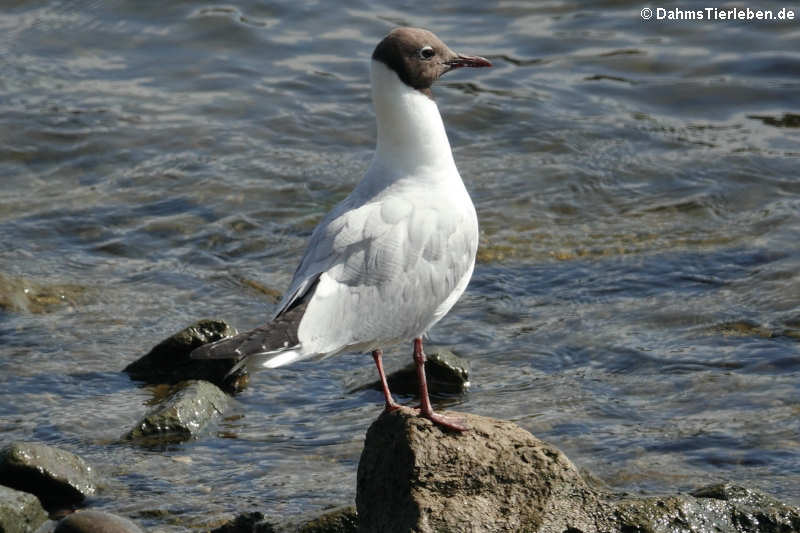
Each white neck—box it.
[368,60,457,177]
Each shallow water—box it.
[1,0,798,530]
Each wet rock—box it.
[125,379,229,445]
[349,347,470,396]
[213,506,358,533]
[123,319,247,392]
[748,113,800,128]
[356,408,608,533]
[0,485,48,533]
[211,511,274,532]
[54,510,144,533]
[614,484,800,533]
[692,482,800,531]
[277,506,358,533]
[0,443,96,509]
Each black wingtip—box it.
[189,343,212,359]
[190,335,242,360]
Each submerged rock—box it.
[0,273,87,314]
[123,319,247,392]
[349,347,470,396]
[0,485,48,533]
[211,511,274,533]
[709,320,776,339]
[0,443,96,509]
[356,409,800,533]
[278,505,358,533]
[212,506,358,533]
[54,510,144,533]
[126,380,229,445]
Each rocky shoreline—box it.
[1,321,797,532]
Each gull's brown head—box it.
[372,27,491,96]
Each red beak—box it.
[445,54,492,69]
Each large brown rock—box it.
[356,408,609,533]
[356,409,800,533]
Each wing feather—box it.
[292,187,478,356]
[196,175,478,368]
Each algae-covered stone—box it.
[0,485,48,533]
[0,443,96,508]
[0,273,87,314]
[54,510,144,533]
[126,380,229,444]
[123,319,247,392]
[349,347,470,396]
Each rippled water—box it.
[1,0,798,530]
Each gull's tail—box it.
[190,287,312,375]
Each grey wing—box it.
[199,188,477,362]
[292,194,478,355]
[192,197,369,367]
[272,196,362,318]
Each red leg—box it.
[372,349,401,412]
[413,338,467,431]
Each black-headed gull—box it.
[192,27,491,431]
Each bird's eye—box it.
[418,46,435,60]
